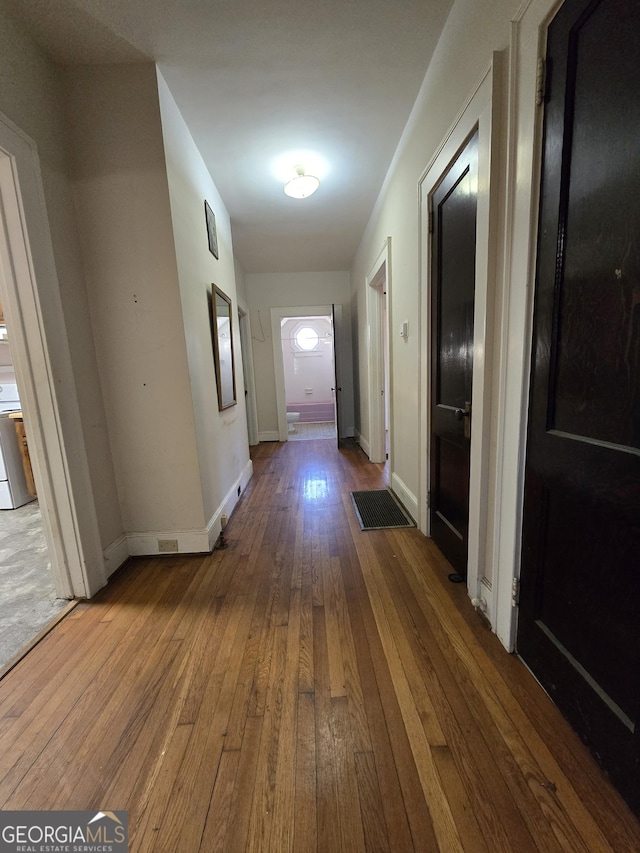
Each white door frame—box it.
[0,113,105,598]
[491,0,564,650]
[271,305,334,442]
[418,55,503,625]
[238,306,259,446]
[331,303,344,439]
[366,239,391,464]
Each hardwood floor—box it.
[0,439,638,851]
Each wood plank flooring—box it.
[0,438,638,851]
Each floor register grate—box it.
[350,489,414,531]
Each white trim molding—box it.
[355,430,371,459]
[365,239,392,465]
[270,304,334,443]
[126,457,254,555]
[238,305,259,446]
[126,527,211,557]
[103,535,129,578]
[390,472,418,525]
[0,112,106,599]
[206,457,254,550]
[418,53,505,625]
[492,0,564,650]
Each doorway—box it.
[366,243,391,465]
[238,306,259,446]
[429,131,478,579]
[280,315,337,441]
[0,233,65,672]
[271,304,345,444]
[0,111,107,667]
[517,0,640,815]
[419,57,501,621]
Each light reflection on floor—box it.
[302,473,330,502]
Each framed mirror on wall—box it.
[209,285,237,410]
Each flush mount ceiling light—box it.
[284,165,320,199]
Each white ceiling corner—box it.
[7,0,453,273]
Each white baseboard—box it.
[258,430,280,442]
[110,459,254,559]
[390,472,418,523]
[355,431,371,458]
[126,527,211,556]
[103,534,129,578]
[206,458,253,549]
[477,577,494,628]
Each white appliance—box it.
[0,382,32,509]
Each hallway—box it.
[0,439,637,851]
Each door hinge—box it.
[511,576,520,607]
[427,490,431,509]
[428,208,434,234]
[536,57,546,106]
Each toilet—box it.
[286,412,300,433]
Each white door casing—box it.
[238,306,259,446]
[419,54,504,626]
[491,0,565,650]
[0,112,105,598]
[271,304,335,442]
[331,303,343,441]
[365,239,392,465]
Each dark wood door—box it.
[430,132,478,578]
[518,0,640,815]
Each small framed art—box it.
[204,200,219,259]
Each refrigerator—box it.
[0,383,32,509]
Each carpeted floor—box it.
[287,421,337,441]
[0,500,68,670]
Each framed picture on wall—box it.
[208,285,237,410]
[204,200,219,259]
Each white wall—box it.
[281,317,334,407]
[157,71,252,538]
[67,64,206,548]
[235,257,249,310]
[246,272,354,437]
[0,20,253,562]
[352,0,519,591]
[0,5,121,571]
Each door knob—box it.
[455,402,472,439]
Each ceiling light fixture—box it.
[284,165,320,199]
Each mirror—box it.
[209,286,237,410]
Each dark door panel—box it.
[518,0,640,815]
[430,131,478,578]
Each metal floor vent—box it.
[350,489,414,531]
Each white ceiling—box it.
[8,0,453,273]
